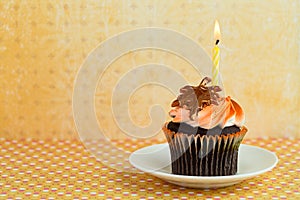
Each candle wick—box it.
[215,40,219,45]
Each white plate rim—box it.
[129,143,278,183]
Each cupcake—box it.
[163,77,247,176]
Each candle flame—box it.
[214,20,221,41]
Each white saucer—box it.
[129,143,278,188]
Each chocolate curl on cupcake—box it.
[171,77,222,120]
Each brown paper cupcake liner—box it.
[163,123,247,176]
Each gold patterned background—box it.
[0,0,299,139]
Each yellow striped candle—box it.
[212,20,221,85]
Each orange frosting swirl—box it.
[169,78,245,129]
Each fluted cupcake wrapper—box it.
[163,124,247,176]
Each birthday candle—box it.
[212,20,221,85]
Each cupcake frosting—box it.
[169,77,245,129]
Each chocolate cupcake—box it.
[162,77,247,176]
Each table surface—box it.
[0,137,299,199]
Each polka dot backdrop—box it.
[0,137,299,199]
